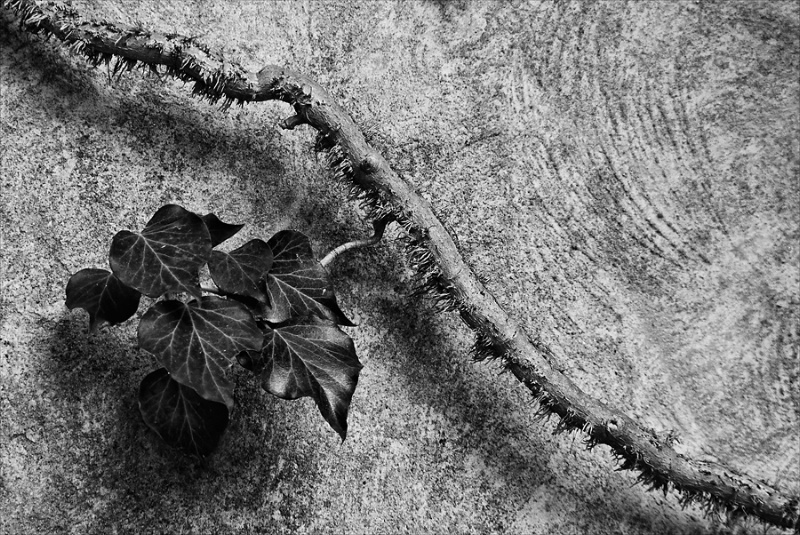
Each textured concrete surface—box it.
[1,1,798,534]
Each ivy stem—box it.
[319,215,392,268]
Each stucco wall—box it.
[1,1,798,534]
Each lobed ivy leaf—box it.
[264,230,354,326]
[201,213,244,248]
[208,239,273,303]
[260,315,363,440]
[138,296,263,409]
[109,204,211,299]
[65,268,141,330]
[138,368,229,457]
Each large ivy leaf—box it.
[138,368,229,457]
[264,230,354,326]
[65,268,141,330]
[208,239,273,303]
[138,296,263,409]
[109,204,211,299]
[201,213,244,248]
[260,316,363,439]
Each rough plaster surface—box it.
[1,1,798,534]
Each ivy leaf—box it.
[109,204,211,299]
[264,230,354,326]
[260,316,363,440]
[138,296,263,409]
[65,268,141,330]
[201,213,244,248]
[208,239,273,303]
[138,368,229,457]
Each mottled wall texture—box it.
[1,1,798,534]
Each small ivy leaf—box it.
[201,213,244,248]
[264,230,354,326]
[138,368,229,457]
[261,315,363,440]
[65,268,141,330]
[109,204,211,299]
[208,239,273,303]
[138,296,263,409]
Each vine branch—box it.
[3,1,797,531]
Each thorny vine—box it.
[2,1,798,531]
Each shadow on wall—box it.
[366,295,706,534]
[39,313,316,532]
[0,17,305,228]
[38,297,705,533]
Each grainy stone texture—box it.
[1,1,797,534]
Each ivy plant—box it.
[66,204,362,456]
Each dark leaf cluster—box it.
[66,204,362,456]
